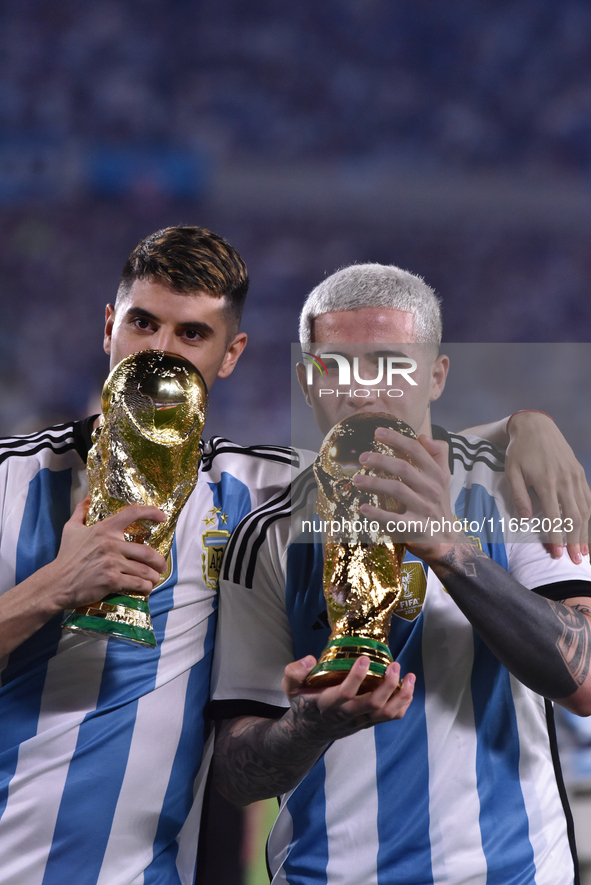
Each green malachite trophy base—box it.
[62,592,157,649]
[305,636,394,693]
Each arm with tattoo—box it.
[432,543,591,711]
[213,702,343,806]
[212,655,414,806]
[355,427,591,716]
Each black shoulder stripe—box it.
[448,432,506,461]
[223,483,292,584]
[222,470,311,573]
[200,437,296,473]
[244,475,317,590]
[223,466,316,588]
[447,433,505,473]
[222,464,315,579]
[449,433,505,462]
[205,436,294,459]
[0,430,78,468]
[0,425,75,448]
[223,471,310,586]
[451,443,505,467]
[451,452,505,473]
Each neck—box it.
[416,407,433,438]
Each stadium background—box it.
[1,3,591,883]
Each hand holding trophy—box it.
[62,349,208,648]
[305,412,416,691]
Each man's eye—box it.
[134,317,151,330]
[184,330,201,340]
[323,360,339,371]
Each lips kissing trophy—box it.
[305,412,417,691]
[62,349,208,648]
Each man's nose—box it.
[342,385,383,409]
[151,329,176,354]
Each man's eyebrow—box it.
[177,320,215,337]
[124,305,157,320]
[319,348,412,358]
[124,306,215,336]
[367,348,412,358]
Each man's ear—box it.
[296,362,312,407]
[217,332,248,379]
[428,353,450,404]
[103,304,115,355]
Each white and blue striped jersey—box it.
[212,429,591,885]
[0,418,294,885]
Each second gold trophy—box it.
[305,412,416,691]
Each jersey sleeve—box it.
[445,432,591,600]
[508,539,591,595]
[210,507,294,719]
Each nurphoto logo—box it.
[302,350,418,398]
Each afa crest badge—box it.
[201,507,231,589]
[202,529,231,589]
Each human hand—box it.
[282,654,415,743]
[46,496,168,611]
[352,427,466,561]
[504,412,591,563]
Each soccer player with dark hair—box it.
[0,226,294,885]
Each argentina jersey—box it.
[212,429,591,885]
[0,419,295,885]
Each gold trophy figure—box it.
[306,412,417,691]
[62,350,208,648]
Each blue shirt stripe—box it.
[282,538,332,884]
[454,484,508,569]
[285,540,327,661]
[471,637,537,885]
[0,468,72,824]
[144,612,217,885]
[376,616,434,885]
[208,471,252,532]
[284,756,329,885]
[41,541,179,885]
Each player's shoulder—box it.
[0,418,91,472]
[221,462,317,589]
[434,426,505,475]
[199,436,297,474]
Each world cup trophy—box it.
[305,412,417,691]
[62,349,208,648]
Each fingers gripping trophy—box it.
[62,349,208,648]
[305,412,417,691]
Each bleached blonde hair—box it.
[299,263,442,345]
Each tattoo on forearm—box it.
[433,544,591,700]
[213,693,380,805]
[213,709,328,805]
[550,601,591,686]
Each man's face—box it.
[297,307,448,437]
[103,278,247,390]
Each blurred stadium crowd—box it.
[3,1,591,171]
[0,0,590,439]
